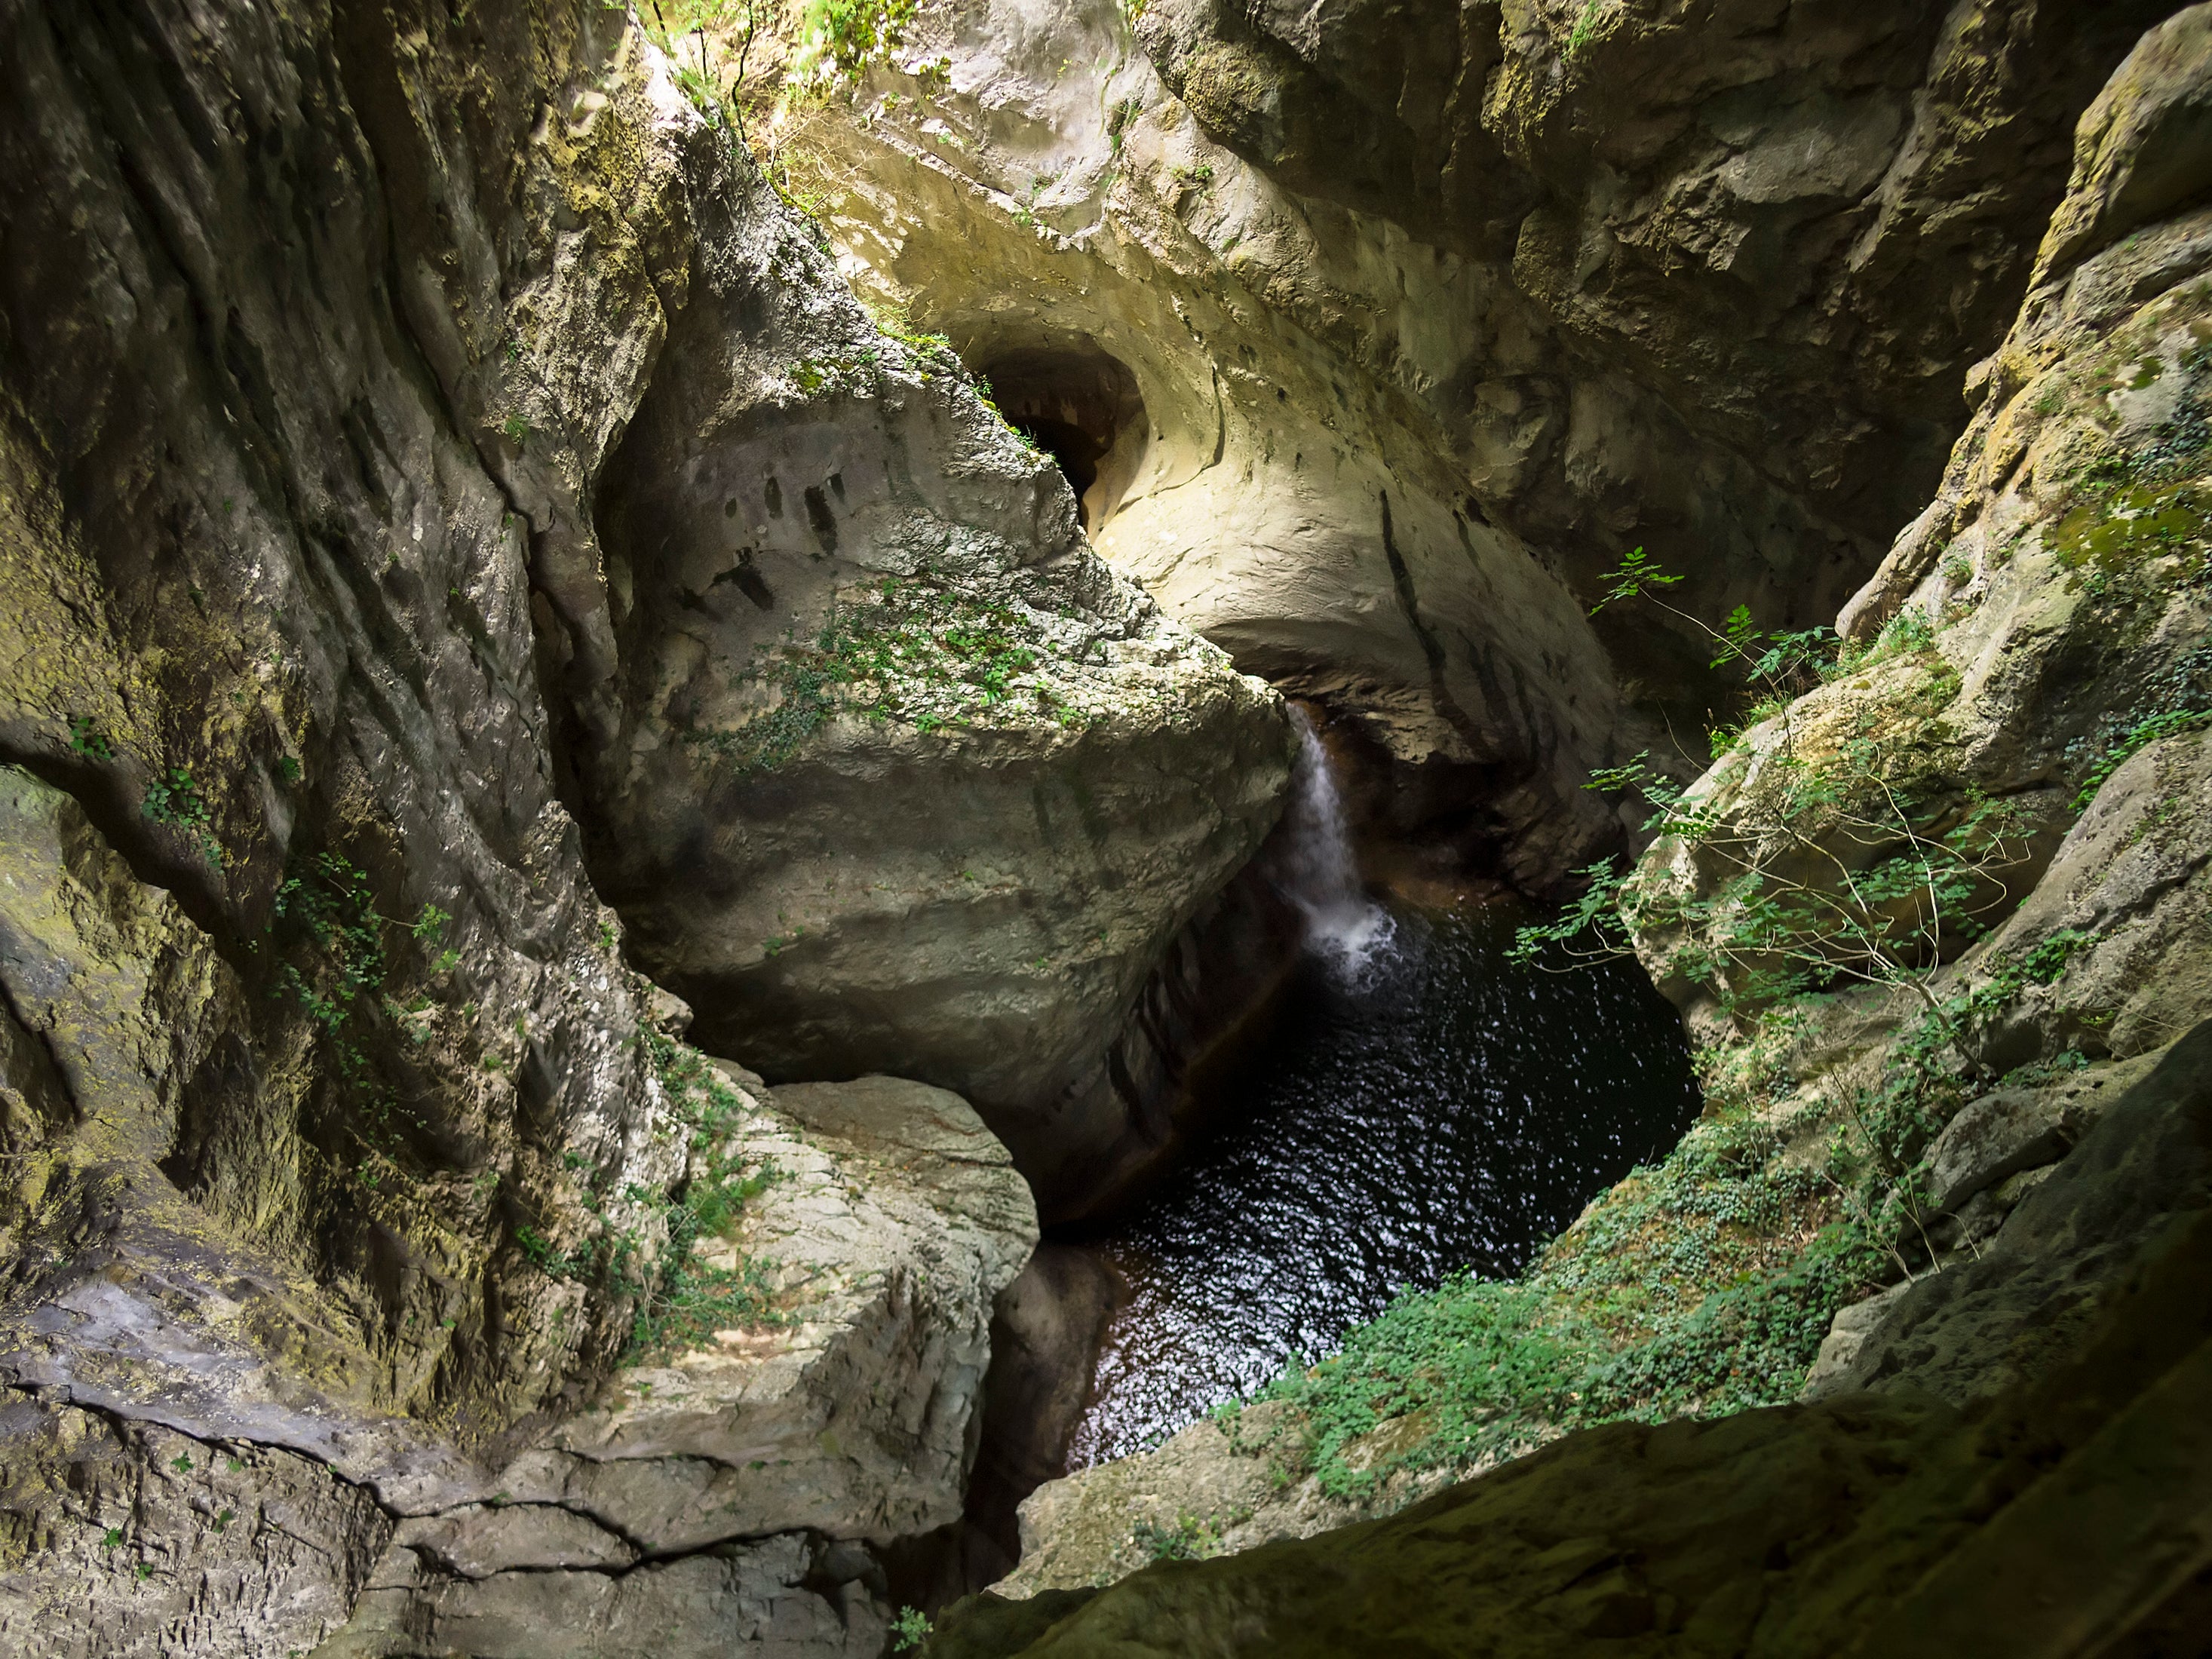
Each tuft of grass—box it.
[860,294,958,364]
[1564,0,1607,56]
[617,1029,787,1365]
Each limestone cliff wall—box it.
[766,0,2195,892]
[1139,0,2189,681]
[773,0,1645,890]
[0,0,1290,1650]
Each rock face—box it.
[775,0,1645,889]
[328,1066,1037,1654]
[990,1397,1404,1601]
[0,1401,394,1659]
[959,1243,1124,1581]
[6,0,2211,1650]
[1806,1024,2212,1409]
[517,1073,1035,1553]
[0,0,1293,1648]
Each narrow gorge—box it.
[1,1,2208,1655]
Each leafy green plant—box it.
[860,295,957,364]
[1523,552,2030,1044]
[615,1029,789,1363]
[1133,1512,1221,1562]
[890,1606,933,1652]
[142,767,223,866]
[514,1225,564,1271]
[791,0,916,87]
[683,573,1086,772]
[645,0,770,149]
[2072,707,2212,809]
[1565,0,1607,56]
[1591,547,1838,756]
[1250,1109,1885,1500]
[268,853,455,1163]
[1107,95,1143,152]
[69,716,115,761]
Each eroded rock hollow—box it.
[2,0,2211,1654]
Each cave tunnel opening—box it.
[972,341,1146,532]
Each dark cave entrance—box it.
[972,342,1146,532]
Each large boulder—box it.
[557,159,1296,1208]
[327,1067,1038,1654]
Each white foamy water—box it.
[1278,711,1395,978]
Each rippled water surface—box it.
[1063,900,1701,1468]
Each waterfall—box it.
[1279,710,1394,978]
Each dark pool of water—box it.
[1061,899,1701,1468]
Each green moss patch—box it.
[2051,477,2212,578]
[1241,1079,1877,1499]
[685,575,1097,771]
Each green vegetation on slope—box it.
[1233,917,2103,1501]
[1235,1049,1879,1497]
[622,1030,788,1363]
[684,574,1098,770]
